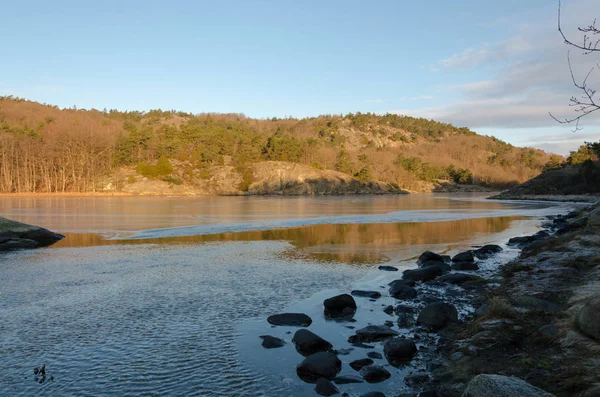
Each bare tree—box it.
[550,0,600,130]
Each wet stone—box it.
[268,313,312,327]
[349,358,374,371]
[315,377,339,396]
[351,290,382,299]
[359,365,391,383]
[260,335,286,349]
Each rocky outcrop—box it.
[0,217,64,252]
[576,294,600,341]
[461,374,555,397]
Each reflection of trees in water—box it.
[55,216,522,264]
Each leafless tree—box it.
[550,0,600,131]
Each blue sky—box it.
[2,0,598,154]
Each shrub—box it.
[127,175,136,184]
[136,157,173,178]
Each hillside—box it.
[0,96,557,194]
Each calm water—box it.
[0,194,576,396]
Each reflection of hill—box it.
[55,216,521,264]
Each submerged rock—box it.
[367,351,383,359]
[315,377,339,396]
[259,335,286,348]
[417,302,458,332]
[293,329,333,355]
[324,294,357,318]
[383,337,417,366]
[461,374,555,397]
[297,352,342,383]
[576,294,600,341]
[359,365,391,383]
[350,325,399,343]
[349,358,374,371]
[351,290,382,299]
[268,313,312,327]
[378,265,398,271]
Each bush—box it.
[236,165,253,191]
[136,157,173,178]
[127,175,136,184]
[161,175,183,185]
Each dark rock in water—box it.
[462,374,555,397]
[417,250,445,265]
[333,375,364,384]
[451,262,479,271]
[367,351,383,359]
[324,294,357,318]
[378,265,398,271]
[403,266,443,282]
[351,342,375,349]
[533,230,550,239]
[332,348,353,356]
[389,279,416,288]
[508,236,536,246]
[511,295,561,312]
[350,325,399,343]
[0,217,65,252]
[472,244,503,259]
[315,377,339,396]
[404,371,429,386]
[349,358,374,371]
[389,283,417,300]
[576,294,600,341]
[293,329,333,355]
[297,352,342,383]
[383,337,417,366]
[420,260,451,271]
[419,390,436,397]
[394,305,415,315]
[359,393,387,397]
[359,365,391,383]
[417,302,458,332]
[383,305,394,315]
[0,238,39,251]
[452,251,475,263]
[260,335,286,349]
[441,255,451,263]
[351,290,382,299]
[439,273,484,285]
[397,313,416,328]
[21,229,65,247]
[268,313,312,327]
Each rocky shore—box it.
[257,202,600,396]
[0,217,64,252]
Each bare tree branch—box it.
[558,0,600,54]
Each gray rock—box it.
[350,325,399,343]
[315,377,339,396]
[403,265,444,282]
[472,244,503,259]
[508,236,536,246]
[293,329,333,355]
[511,295,561,312]
[297,352,342,383]
[259,335,286,348]
[268,313,312,327]
[461,374,555,397]
[349,358,374,371]
[0,217,64,251]
[383,337,417,366]
[0,238,39,251]
[589,208,600,228]
[450,352,463,361]
[417,302,458,332]
[383,305,394,315]
[417,251,445,265]
[389,283,418,300]
[359,392,386,397]
[359,365,391,383]
[333,374,364,384]
[538,324,558,338]
[452,251,474,263]
[439,273,483,285]
[324,294,357,318]
[576,294,600,341]
[378,265,398,271]
[420,260,452,271]
[351,290,382,299]
[404,371,429,386]
[451,262,479,271]
[389,279,416,288]
[367,351,383,359]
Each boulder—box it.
[383,305,394,315]
[472,244,503,259]
[383,337,417,366]
[417,250,445,265]
[351,290,382,299]
[324,294,357,318]
[451,262,479,271]
[452,251,475,263]
[259,335,286,349]
[367,352,383,359]
[333,375,364,384]
[268,313,312,327]
[417,302,458,332]
[359,365,391,383]
[461,374,555,397]
[438,273,484,285]
[315,377,339,396]
[350,325,399,343]
[389,283,418,300]
[378,265,398,271]
[0,238,39,251]
[402,266,444,282]
[349,358,374,371]
[297,352,342,383]
[508,236,535,246]
[576,294,600,341]
[293,329,333,355]
[0,217,65,252]
[420,261,452,272]
[389,279,416,288]
[404,371,429,386]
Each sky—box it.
[1,0,599,155]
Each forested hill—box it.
[0,96,559,194]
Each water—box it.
[0,194,579,396]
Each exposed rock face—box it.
[248,162,406,196]
[417,302,458,332]
[0,217,64,252]
[297,352,342,383]
[461,374,556,397]
[292,329,333,355]
[576,294,600,341]
[323,294,357,318]
[267,313,312,327]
